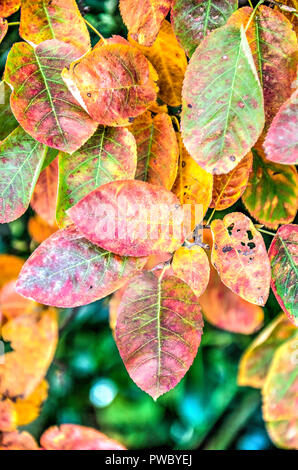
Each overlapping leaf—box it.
[31,157,58,226]
[68,180,186,257]
[62,43,158,126]
[0,82,18,141]
[210,212,271,305]
[0,0,21,17]
[268,224,298,326]
[0,127,47,223]
[129,111,178,189]
[128,20,187,106]
[238,314,296,388]
[264,89,298,165]
[171,0,237,57]
[56,126,137,227]
[172,246,210,297]
[16,226,146,308]
[115,271,204,399]
[182,24,264,174]
[0,17,8,43]
[20,0,91,55]
[228,6,298,126]
[242,149,297,230]
[4,39,97,153]
[211,151,252,210]
[119,0,172,46]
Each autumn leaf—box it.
[210,212,271,305]
[129,20,187,106]
[227,6,298,126]
[115,271,204,399]
[119,0,172,46]
[16,226,147,308]
[264,89,298,165]
[0,127,47,224]
[4,39,98,153]
[28,215,58,244]
[0,254,24,288]
[31,157,59,226]
[0,280,38,320]
[62,43,158,126]
[0,0,21,17]
[20,0,91,55]
[242,149,298,230]
[69,180,186,257]
[238,314,296,388]
[129,111,178,189]
[172,246,210,298]
[109,284,127,337]
[211,151,253,210]
[0,431,39,450]
[0,82,18,141]
[56,126,137,227]
[0,17,8,43]
[268,224,298,326]
[0,400,17,432]
[262,336,298,422]
[171,0,237,57]
[182,24,264,175]
[266,419,298,450]
[13,380,48,427]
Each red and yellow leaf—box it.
[172,246,210,297]
[115,271,204,399]
[0,431,39,450]
[210,212,271,305]
[0,0,20,17]
[31,158,58,226]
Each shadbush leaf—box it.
[20,0,91,55]
[0,431,39,450]
[68,180,186,257]
[264,89,298,165]
[13,379,48,427]
[129,111,178,190]
[0,82,18,141]
[0,254,24,288]
[56,126,137,227]
[266,419,298,450]
[119,0,172,46]
[0,0,21,17]
[62,43,158,126]
[238,314,296,388]
[128,20,187,106]
[31,157,58,226]
[0,17,8,43]
[210,212,271,305]
[0,280,38,320]
[0,127,47,223]
[242,149,298,230]
[171,0,237,57]
[115,271,204,399]
[16,226,146,308]
[268,224,298,326]
[211,151,253,210]
[182,24,264,174]
[172,246,210,298]
[28,215,58,244]
[4,39,97,153]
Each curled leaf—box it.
[68,180,186,257]
[31,157,59,226]
[182,24,264,175]
[115,272,203,399]
[268,224,298,326]
[171,0,237,57]
[0,82,18,141]
[210,212,271,306]
[0,0,21,17]
[172,246,210,297]
[4,39,97,153]
[16,226,146,308]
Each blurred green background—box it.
[0,0,285,450]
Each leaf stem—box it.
[84,18,106,43]
[205,208,216,227]
[245,0,264,32]
[7,22,20,26]
[247,0,254,8]
[257,227,276,237]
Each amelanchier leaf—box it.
[268,224,298,326]
[0,400,16,432]
[210,212,271,305]
[20,0,91,55]
[264,89,298,165]
[0,127,47,224]
[0,0,21,17]
[0,17,8,43]
[266,419,298,450]
[0,254,24,288]
[0,431,39,450]
[0,82,18,141]
[62,43,158,126]
[115,271,204,399]
[119,0,172,46]
[56,126,137,227]
[0,280,38,320]
[171,0,237,57]
[242,149,297,230]
[31,158,58,226]
[172,246,210,297]
[68,180,186,257]
[4,39,98,153]
[182,24,264,175]
[28,215,58,244]
[40,424,126,450]
[211,151,252,210]
[16,226,146,308]
[238,314,296,388]
[262,336,298,422]
[129,111,178,190]
[13,379,48,427]
[228,6,298,126]
[128,20,187,106]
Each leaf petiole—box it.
[257,227,276,237]
[7,22,20,27]
[84,18,106,44]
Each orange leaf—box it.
[31,158,59,226]
[0,0,21,17]
[28,215,58,245]
[0,280,38,320]
[172,246,210,298]
[13,379,48,427]
[0,254,24,289]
